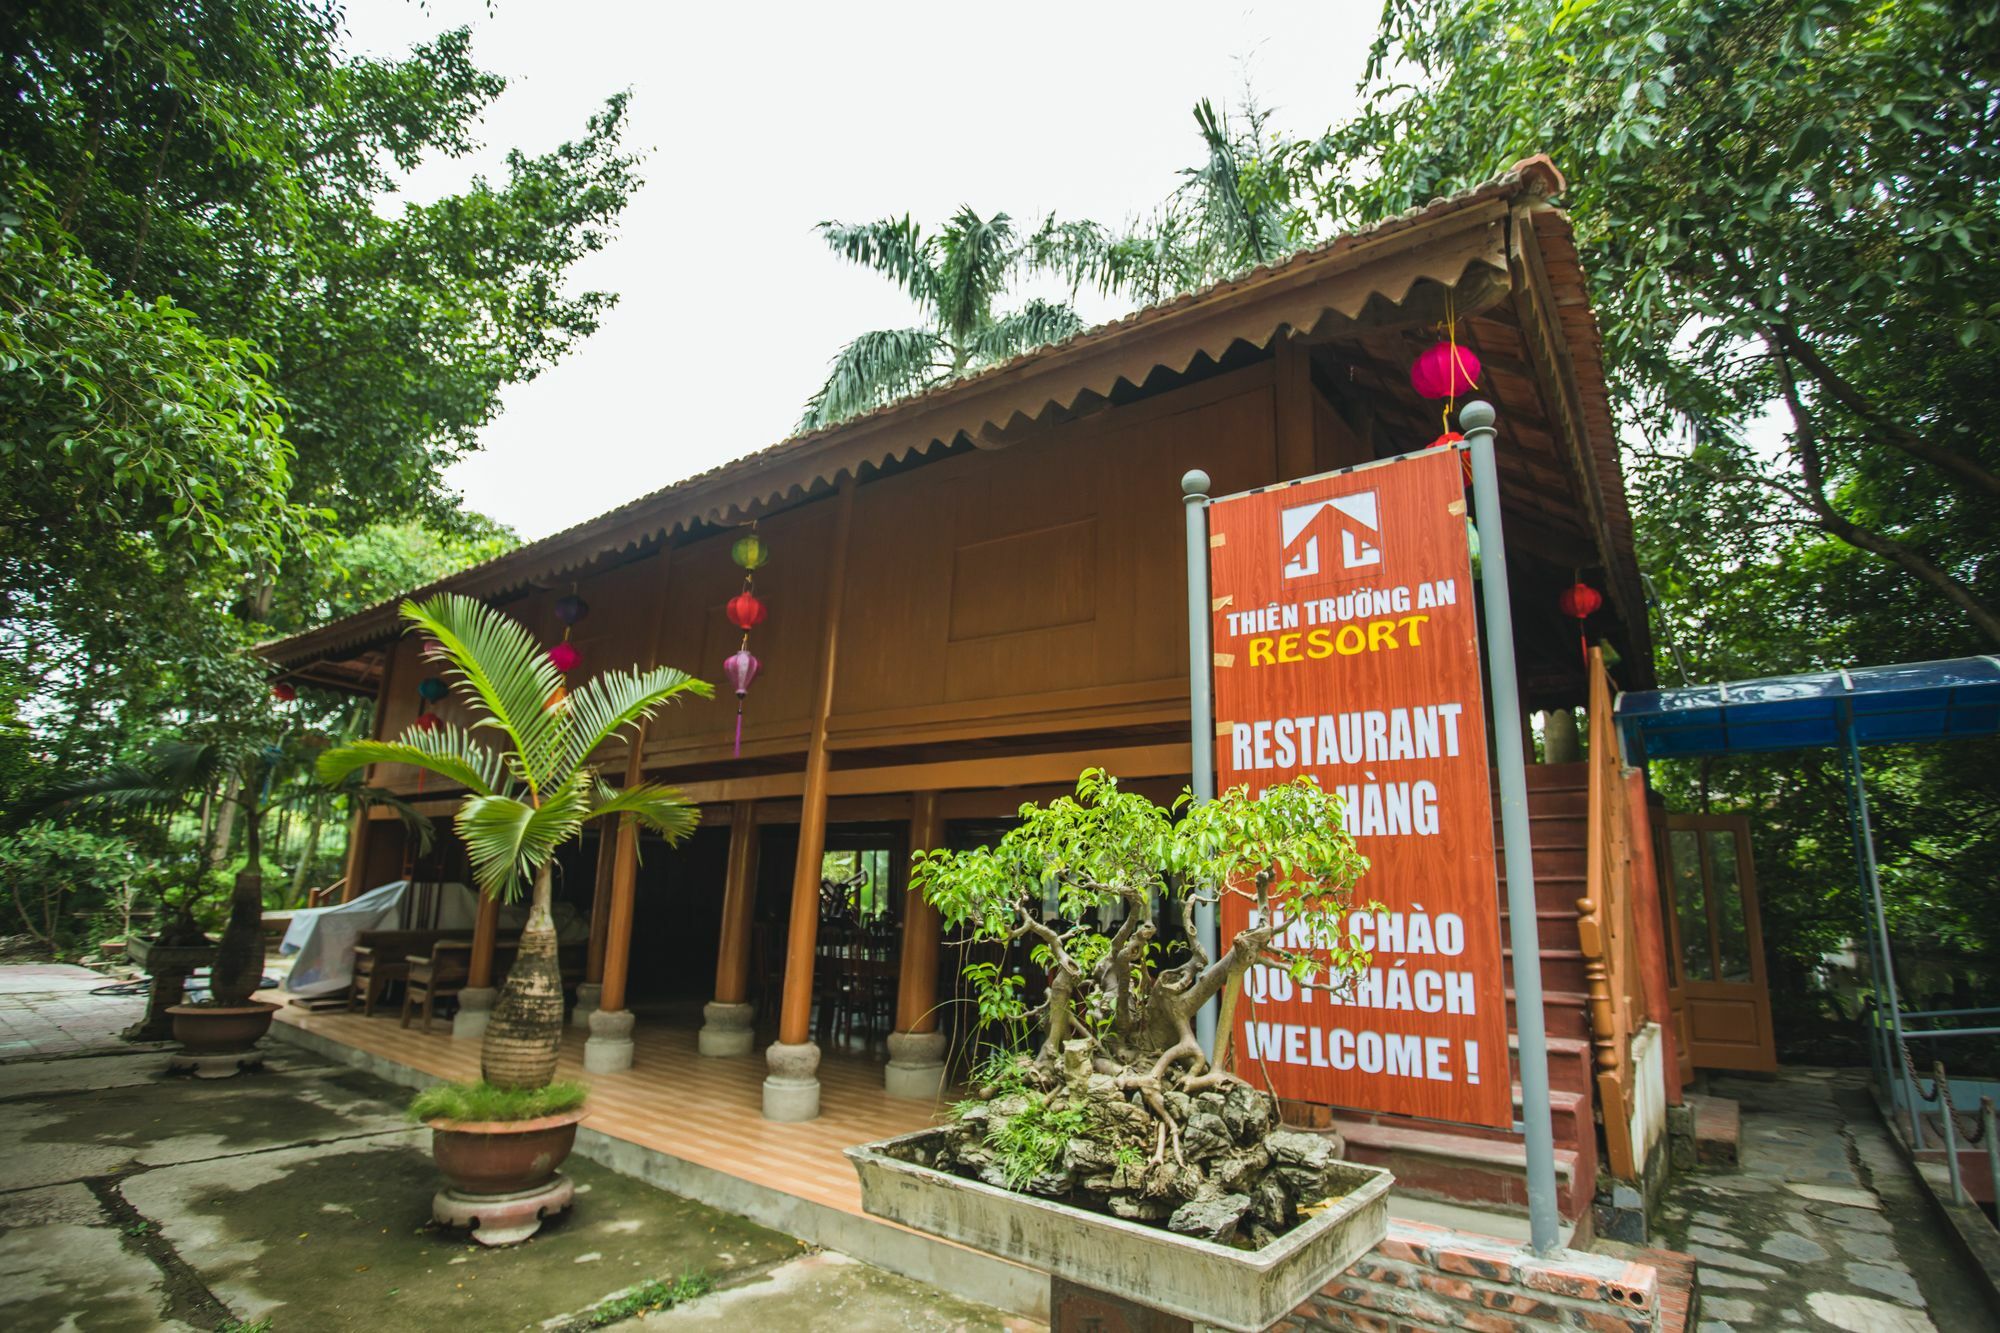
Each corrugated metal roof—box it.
[264,157,1620,671]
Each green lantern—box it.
[732,532,769,571]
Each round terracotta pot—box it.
[166,1000,279,1054]
[427,1109,586,1195]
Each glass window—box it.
[1708,831,1753,982]
[1670,829,1712,980]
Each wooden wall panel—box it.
[831,371,1280,725]
[649,499,831,755]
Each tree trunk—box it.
[211,799,265,1006]
[481,864,566,1090]
[290,806,325,905]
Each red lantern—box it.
[413,711,442,732]
[1558,581,1603,673]
[548,640,581,673]
[726,590,766,631]
[270,682,297,703]
[1558,582,1604,621]
[1410,341,1481,399]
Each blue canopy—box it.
[1615,656,2000,760]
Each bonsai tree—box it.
[909,768,1374,1242]
[317,593,711,1090]
[32,733,426,1006]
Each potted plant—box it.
[318,592,709,1243]
[847,769,1392,1332]
[36,732,425,1060]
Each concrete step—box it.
[1335,1118,1594,1220]
[1504,945,1588,993]
[1685,1091,1740,1168]
[1506,988,1593,1041]
[1509,1034,1595,1099]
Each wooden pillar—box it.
[584,735,646,1072]
[699,800,760,1056]
[766,479,858,1121]
[885,791,948,1099]
[895,792,944,1034]
[452,887,502,1039]
[338,804,371,904]
[572,828,618,1027]
[1273,331,1318,481]
[341,645,399,901]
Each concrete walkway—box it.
[0,967,1031,1332]
[1649,1068,1991,1332]
[0,963,150,1061]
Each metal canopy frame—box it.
[1614,656,2000,1151]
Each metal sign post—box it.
[1463,400,1563,1256]
[1183,468,1219,1059]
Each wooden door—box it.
[1660,815,1777,1072]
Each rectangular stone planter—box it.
[847,1128,1392,1332]
[127,935,217,974]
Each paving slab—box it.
[638,1250,1035,1332]
[0,965,1035,1332]
[123,1132,804,1332]
[1648,1069,1991,1333]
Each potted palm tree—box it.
[317,592,710,1244]
[847,770,1393,1332]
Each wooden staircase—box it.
[1327,762,1602,1222]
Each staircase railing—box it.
[1579,647,1642,1179]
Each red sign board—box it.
[1207,447,1511,1129]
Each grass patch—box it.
[408,1079,588,1123]
[579,1273,713,1326]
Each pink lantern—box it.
[1409,341,1481,399]
[548,641,581,673]
[722,648,761,756]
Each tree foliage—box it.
[1,1,630,837]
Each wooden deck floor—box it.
[269,1004,945,1218]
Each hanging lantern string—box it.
[1442,287,1458,435]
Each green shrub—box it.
[408,1079,588,1123]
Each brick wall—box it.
[1279,1221,1666,1333]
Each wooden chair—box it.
[348,928,465,1015]
[402,938,516,1033]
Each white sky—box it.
[341,0,1381,540]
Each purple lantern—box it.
[554,594,590,626]
[722,648,761,755]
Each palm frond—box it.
[818,216,937,305]
[341,783,438,855]
[21,741,224,821]
[1020,215,1125,297]
[455,771,592,900]
[798,326,945,430]
[970,299,1087,366]
[557,665,714,781]
[935,207,1018,351]
[589,780,702,846]
[315,724,509,799]
[401,593,566,794]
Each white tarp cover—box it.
[280,880,477,998]
[280,879,591,998]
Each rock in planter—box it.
[426,1109,585,1246]
[1168,1191,1252,1242]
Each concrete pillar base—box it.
[884,1029,948,1100]
[570,981,602,1029]
[452,986,496,1040]
[762,1040,822,1121]
[697,1001,755,1057]
[583,1008,635,1073]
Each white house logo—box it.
[1280,491,1382,579]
